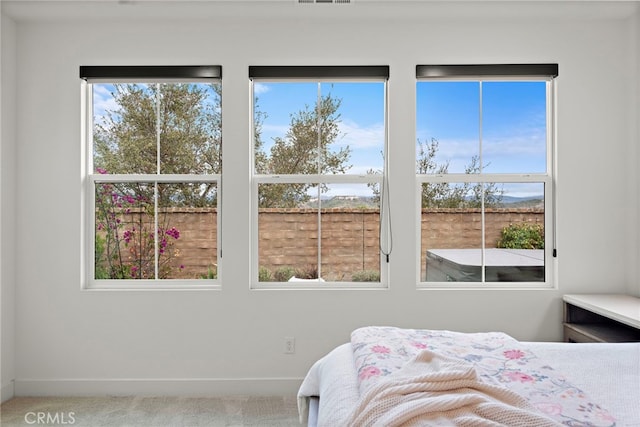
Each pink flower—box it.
[371,345,390,354]
[96,168,107,174]
[165,227,180,239]
[504,349,526,360]
[535,402,563,416]
[593,408,616,423]
[412,342,427,349]
[504,371,535,383]
[359,366,381,380]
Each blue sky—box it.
[416,81,547,175]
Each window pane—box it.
[157,183,218,280]
[159,83,222,175]
[95,182,155,279]
[258,182,381,283]
[421,182,482,282]
[482,82,547,174]
[416,81,480,174]
[421,182,546,283]
[486,182,545,282]
[254,82,385,176]
[95,181,219,280]
[93,82,222,176]
[258,183,319,282]
[320,184,380,282]
[93,84,157,174]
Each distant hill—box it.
[304,195,378,209]
[497,196,544,208]
[300,195,543,209]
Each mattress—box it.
[298,340,640,426]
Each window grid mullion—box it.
[154,84,161,279]
[91,174,219,183]
[316,83,322,279]
[416,174,550,184]
[479,81,485,281]
[254,174,383,184]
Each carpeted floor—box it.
[1,395,301,426]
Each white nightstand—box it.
[563,294,640,343]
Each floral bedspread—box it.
[351,326,616,426]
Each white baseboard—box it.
[13,377,304,397]
[1,380,15,402]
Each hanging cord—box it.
[550,78,558,258]
[379,82,393,262]
[379,168,393,262]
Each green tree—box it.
[94,83,221,207]
[417,138,503,208]
[497,223,544,249]
[256,93,351,208]
[462,154,504,208]
[417,138,465,208]
[253,98,269,176]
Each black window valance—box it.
[249,65,389,80]
[80,65,221,82]
[416,64,558,79]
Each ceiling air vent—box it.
[298,0,352,4]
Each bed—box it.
[298,326,640,426]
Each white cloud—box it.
[336,119,384,150]
[253,83,271,96]
[417,123,547,173]
[483,131,546,157]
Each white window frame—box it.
[415,66,557,289]
[81,66,222,290]
[249,67,391,289]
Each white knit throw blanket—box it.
[346,349,561,427]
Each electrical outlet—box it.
[284,337,295,354]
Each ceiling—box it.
[1,0,638,23]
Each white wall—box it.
[634,4,640,296]
[2,1,639,396]
[1,12,17,402]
